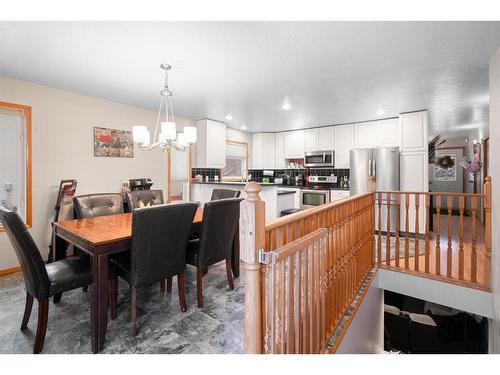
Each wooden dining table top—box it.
[53,208,204,246]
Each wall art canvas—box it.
[93,127,134,158]
[434,154,456,182]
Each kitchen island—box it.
[191,181,289,222]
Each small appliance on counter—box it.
[129,178,153,191]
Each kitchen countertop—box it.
[191,181,350,191]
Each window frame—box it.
[0,101,32,231]
[222,140,248,182]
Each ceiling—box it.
[1,21,499,138]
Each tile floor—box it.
[0,263,244,354]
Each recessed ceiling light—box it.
[225,114,233,120]
[241,125,247,130]
[376,108,385,116]
[281,101,291,111]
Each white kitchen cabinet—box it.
[334,124,353,169]
[275,132,286,169]
[376,118,400,147]
[279,187,301,209]
[400,151,428,234]
[284,130,305,159]
[304,129,318,152]
[318,126,335,150]
[400,111,428,152]
[330,189,350,202]
[252,132,276,169]
[353,121,378,148]
[196,119,226,168]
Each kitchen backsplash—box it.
[248,168,350,183]
[191,168,221,180]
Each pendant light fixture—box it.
[132,64,196,151]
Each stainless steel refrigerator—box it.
[350,147,400,232]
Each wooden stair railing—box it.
[240,181,376,354]
[374,176,492,291]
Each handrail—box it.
[265,191,373,232]
[265,228,328,262]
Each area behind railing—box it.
[375,176,491,291]
[239,182,375,354]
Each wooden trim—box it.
[0,266,22,276]
[221,140,248,182]
[0,101,32,230]
[187,147,192,201]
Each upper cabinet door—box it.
[334,124,353,169]
[400,111,428,152]
[262,133,276,169]
[353,121,377,148]
[275,132,285,169]
[284,130,305,159]
[318,126,335,150]
[251,133,264,169]
[304,129,318,152]
[206,120,226,168]
[376,118,400,148]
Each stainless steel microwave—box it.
[304,150,335,168]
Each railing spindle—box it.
[425,194,430,274]
[435,194,441,276]
[405,193,410,269]
[386,192,391,266]
[471,197,478,284]
[484,177,492,288]
[458,196,465,281]
[446,195,453,278]
[377,192,382,265]
[415,193,420,272]
[395,193,401,268]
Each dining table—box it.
[52,207,240,353]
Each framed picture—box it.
[93,126,134,158]
[434,154,456,182]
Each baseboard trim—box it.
[0,266,21,276]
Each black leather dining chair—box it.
[210,189,241,201]
[109,202,198,336]
[0,207,93,353]
[73,193,124,219]
[126,190,164,210]
[186,198,242,308]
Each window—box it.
[222,141,248,181]
[0,101,32,230]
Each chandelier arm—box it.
[153,95,164,143]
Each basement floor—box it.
[0,262,244,354]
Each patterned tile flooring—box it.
[0,263,244,354]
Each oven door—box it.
[300,190,330,209]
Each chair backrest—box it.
[210,189,241,201]
[0,207,49,300]
[73,193,124,219]
[130,202,198,287]
[126,190,164,210]
[197,198,242,267]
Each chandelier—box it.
[132,64,196,151]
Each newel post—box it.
[484,176,492,287]
[368,175,376,193]
[240,182,265,353]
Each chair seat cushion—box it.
[186,239,200,266]
[47,256,93,296]
[110,252,131,282]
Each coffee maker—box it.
[129,178,153,191]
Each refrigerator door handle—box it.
[368,159,372,176]
[373,158,376,178]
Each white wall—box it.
[0,75,194,270]
[489,48,500,353]
[335,284,384,353]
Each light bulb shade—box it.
[184,126,197,144]
[177,132,188,147]
[132,126,149,144]
[160,121,177,141]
